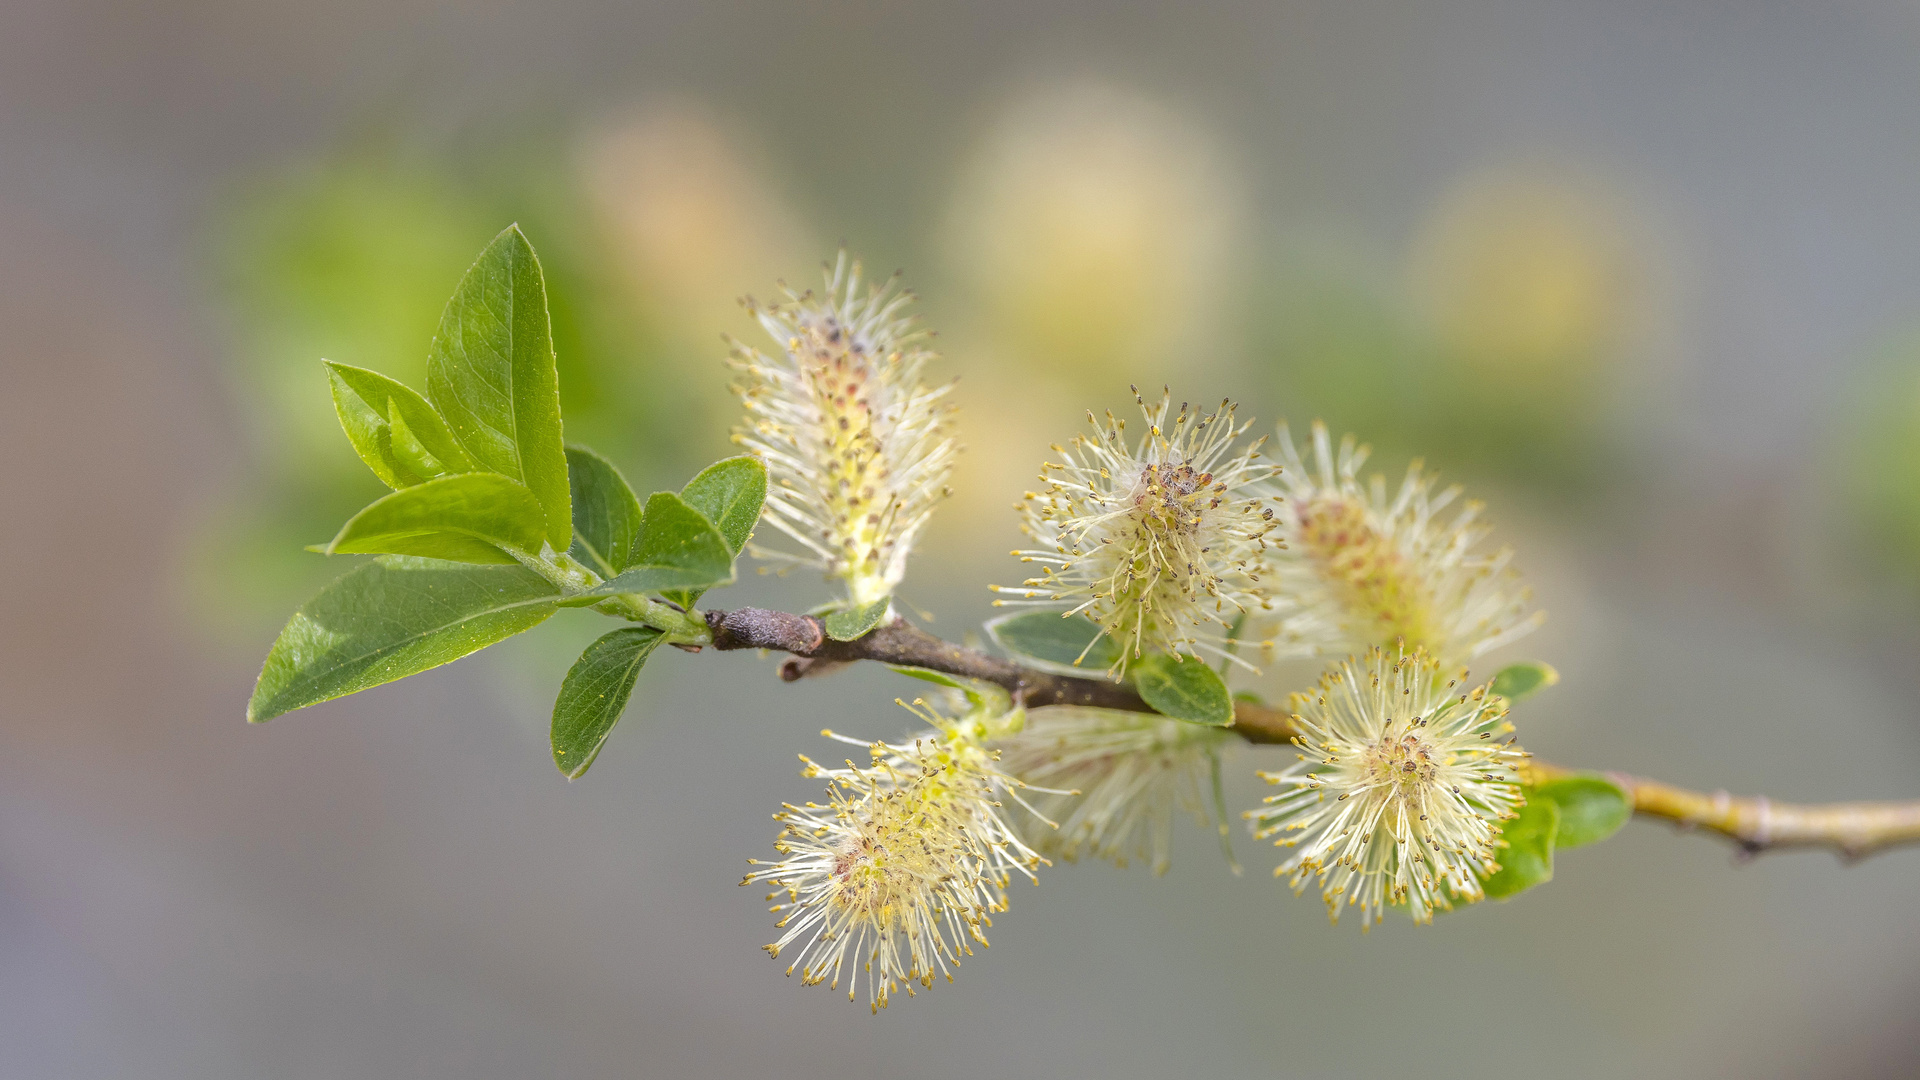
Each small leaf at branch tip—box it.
[1490,661,1559,703]
[986,610,1121,676]
[1482,796,1560,900]
[1133,653,1234,726]
[824,597,891,641]
[1530,774,1631,849]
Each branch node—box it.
[708,608,824,654]
[782,657,851,681]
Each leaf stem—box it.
[628,598,712,644]
[512,547,714,645]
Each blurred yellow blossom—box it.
[942,79,1242,383]
[1408,160,1651,383]
[580,101,816,346]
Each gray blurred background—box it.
[6,1,1920,1076]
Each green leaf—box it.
[1483,796,1560,900]
[248,556,560,723]
[1133,653,1235,726]
[584,491,735,596]
[1490,661,1559,702]
[890,666,969,690]
[550,626,665,778]
[825,597,891,641]
[887,666,1014,721]
[679,455,766,555]
[425,225,571,549]
[325,361,474,488]
[1532,774,1631,849]
[984,610,1121,675]
[386,400,449,481]
[327,473,548,564]
[663,455,766,609]
[565,446,643,578]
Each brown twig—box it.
[703,606,1920,857]
[704,609,1219,719]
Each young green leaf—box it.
[565,446,643,578]
[584,491,736,597]
[329,368,411,488]
[1490,661,1559,703]
[889,666,970,691]
[1133,653,1235,726]
[327,472,549,564]
[386,401,449,481]
[248,556,561,723]
[984,610,1122,676]
[655,455,765,609]
[1532,774,1632,849]
[824,597,892,641]
[425,225,571,550]
[887,666,1014,721]
[551,626,665,779]
[325,361,474,488]
[1483,795,1560,900]
[679,455,767,555]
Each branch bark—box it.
[1529,761,1920,861]
[703,606,1920,858]
[704,608,1257,721]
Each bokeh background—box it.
[6,2,1920,1077]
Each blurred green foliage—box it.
[1256,167,1654,495]
[1837,331,1920,589]
[1256,272,1615,493]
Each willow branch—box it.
[1528,761,1920,861]
[703,608,1186,719]
[701,606,1920,859]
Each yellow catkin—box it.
[1294,496,1435,650]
